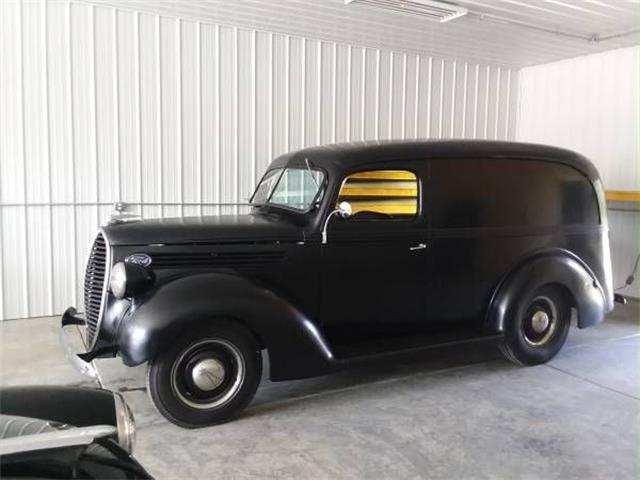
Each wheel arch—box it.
[485,248,607,332]
[544,281,576,310]
[117,273,335,381]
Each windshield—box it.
[251,167,325,212]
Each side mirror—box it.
[336,201,353,219]
[321,202,352,244]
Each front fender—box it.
[117,273,335,381]
[0,386,117,428]
[486,250,606,332]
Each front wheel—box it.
[500,285,571,366]
[147,322,262,428]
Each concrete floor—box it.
[1,302,638,479]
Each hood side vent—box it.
[151,251,286,269]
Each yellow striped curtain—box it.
[338,170,418,216]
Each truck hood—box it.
[103,214,305,246]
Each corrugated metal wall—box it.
[84,0,640,69]
[517,45,640,298]
[0,0,518,321]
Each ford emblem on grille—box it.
[125,253,152,267]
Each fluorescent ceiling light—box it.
[345,0,468,23]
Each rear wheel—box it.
[147,322,262,428]
[500,285,571,366]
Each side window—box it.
[337,170,418,220]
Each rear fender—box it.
[117,273,335,381]
[486,249,606,332]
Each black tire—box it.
[500,285,571,366]
[147,321,262,428]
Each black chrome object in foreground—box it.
[1,386,118,428]
[0,385,150,479]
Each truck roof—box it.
[270,140,600,181]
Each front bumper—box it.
[60,307,100,379]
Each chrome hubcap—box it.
[523,296,558,346]
[191,358,226,391]
[530,310,550,333]
[170,338,246,410]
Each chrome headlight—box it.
[109,262,154,299]
[113,392,136,453]
[109,262,128,299]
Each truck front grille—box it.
[83,233,108,346]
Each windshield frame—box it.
[250,166,327,214]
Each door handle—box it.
[409,243,427,251]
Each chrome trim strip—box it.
[113,392,135,453]
[0,425,116,456]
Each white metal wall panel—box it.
[517,46,640,298]
[518,46,640,192]
[0,0,518,320]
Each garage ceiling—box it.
[80,0,639,68]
